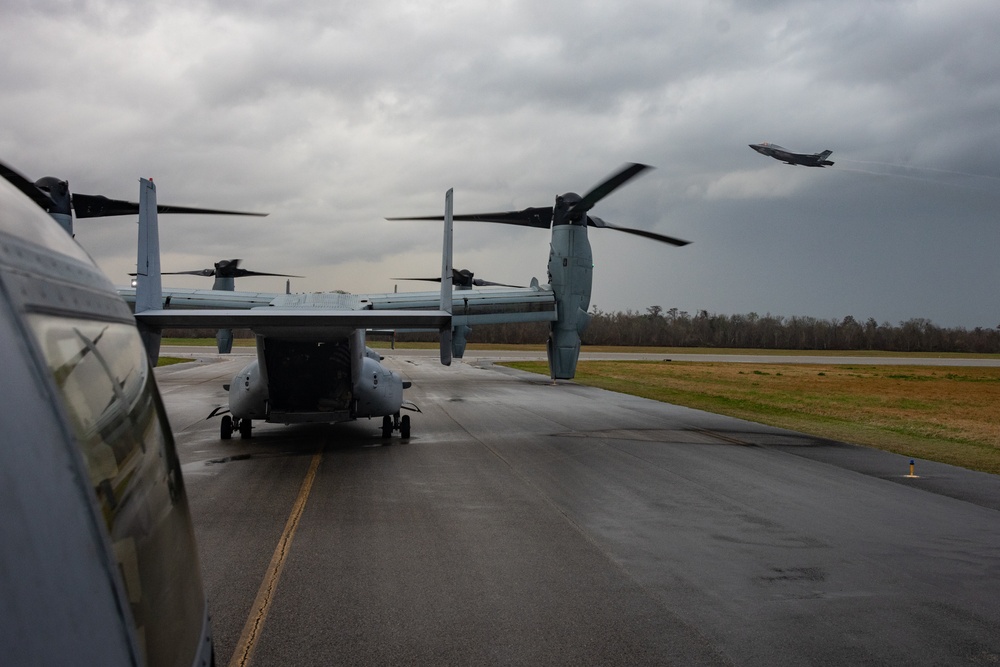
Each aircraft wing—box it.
[120,284,559,327]
[117,286,279,309]
[345,285,557,327]
[135,308,452,339]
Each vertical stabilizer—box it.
[134,178,162,365]
[439,189,453,366]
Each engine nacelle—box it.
[546,214,593,379]
[353,356,404,418]
[229,360,269,419]
[452,324,471,358]
[216,328,234,354]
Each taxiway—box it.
[156,352,1000,666]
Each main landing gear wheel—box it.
[221,415,233,440]
[381,414,411,439]
[239,418,252,440]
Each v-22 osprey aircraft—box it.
[126,163,689,441]
[131,180,453,440]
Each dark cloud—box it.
[2,0,999,327]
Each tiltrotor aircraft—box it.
[0,165,215,664]
[121,163,687,440]
[129,179,453,440]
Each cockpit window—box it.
[27,315,205,667]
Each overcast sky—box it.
[2,0,999,328]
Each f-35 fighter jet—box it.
[749,142,834,167]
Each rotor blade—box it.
[387,207,553,229]
[162,269,217,276]
[569,163,652,216]
[394,268,525,289]
[588,216,690,247]
[471,278,526,288]
[231,269,304,278]
[0,161,56,211]
[72,193,269,219]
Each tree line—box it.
[402,306,1000,353]
[166,306,1000,353]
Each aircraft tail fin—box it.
[817,150,834,166]
[134,177,163,365]
[439,188,453,366]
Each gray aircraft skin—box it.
[0,175,213,665]
[749,142,834,167]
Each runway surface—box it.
[156,351,1000,666]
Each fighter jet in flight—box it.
[749,142,834,167]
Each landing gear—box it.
[380,413,411,440]
[219,414,252,441]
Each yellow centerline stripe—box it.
[228,451,323,667]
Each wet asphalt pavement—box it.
[156,351,1000,666]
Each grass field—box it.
[504,359,1000,476]
[161,338,1000,359]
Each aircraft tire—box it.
[239,418,252,440]
[221,415,233,440]
[400,415,411,439]
[381,415,392,439]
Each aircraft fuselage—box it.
[229,329,407,427]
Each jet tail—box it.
[439,188,453,366]
[817,150,834,166]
